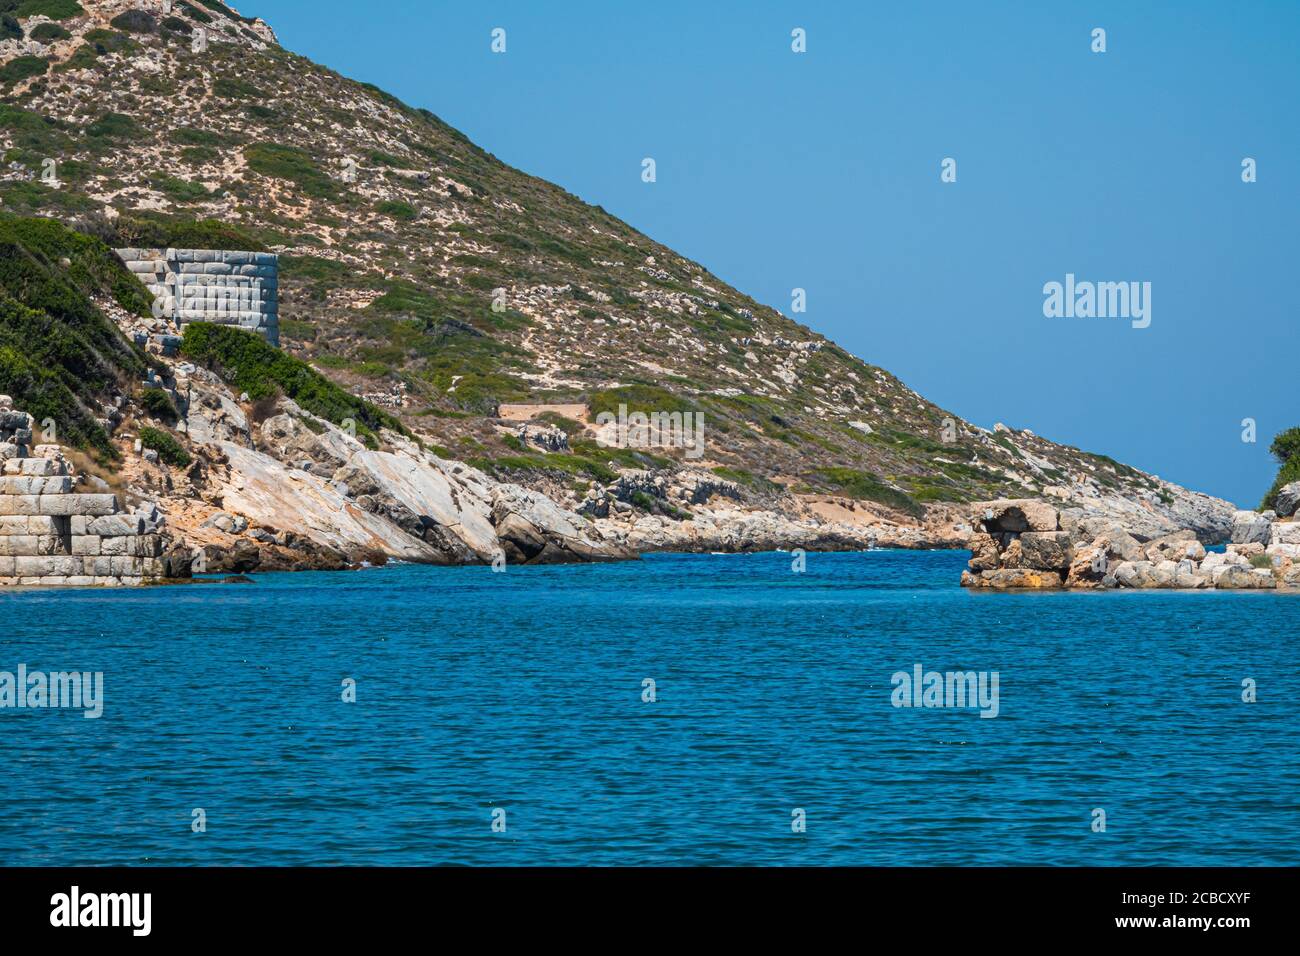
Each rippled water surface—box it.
[1,551,1296,865]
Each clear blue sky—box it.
[254,0,1297,507]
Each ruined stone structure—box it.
[115,248,279,346]
[0,403,168,587]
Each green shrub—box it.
[0,56,48,85]
[213,76,266,99]
[170,126,225,147]
[11,0,84,19]
[375,200,417,221]
[1261,456,1300,511]
[140,386,178,424]
[160,16,191,34]
[192,0,254,23]
[588,384,696,420]
[244,142,336,198]
[1269,428,1300,468]
[138,426,190,467]
[110,215,267,252]
[0,14,21,40]
[85,111,141,142]
[1259,427,1300,510]
[151,174,211,203]
[0,215,150,459]
[109,9,156,33]
[816,467,924,518]
[29,22,71,42]
[179,322,406,446]
[1248,553,1273,570]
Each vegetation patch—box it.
[375,200,417,221]
[138,425,190,467]
[816,467,923,518]
[151,174,212,204]
[85,111,142,144]
[0,216,151,458]
[139,386,178,424]
[9,0,84,19]
[0,56,48,86]
[109,9,156,33]
[244,142,337,199]
[588,384,696,420]
[110,215,267,252]
[179,322,405,446]
[1261,426,1300,511]
[213,76,266,99]
[29,22,71,42]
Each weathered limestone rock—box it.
[490,484,635,564]
[515,421,570,453]
[967,532,1000,572]
[1065,541,1110,588]
[1144,530,1206,563]
[216,441,444,564]
[1212,565,1277,589]
[975,499,1059,534]
[1270,521,1300,546]
[1019,531,1074,570]
[962,568,1064,589]
[1231,510,1274,545]
[1274,482,1300,519]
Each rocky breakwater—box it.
[0,405,178,588]
[961,498,1300,591]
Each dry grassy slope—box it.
[0,0,1209,520]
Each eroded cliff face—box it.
[125,357,638,573]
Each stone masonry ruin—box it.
[0,401,169,587]
[115,248,279,348]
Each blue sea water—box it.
[0,550,1296,866]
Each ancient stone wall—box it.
[115,248,279,346]
[0,404,168,587]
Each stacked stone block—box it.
[0,405,167,587]
[115,248,279,346]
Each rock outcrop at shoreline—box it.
[961,499,1300,591]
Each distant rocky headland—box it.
[961,496,1300,592]
[0,2,1267,587]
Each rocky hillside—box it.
[0,0,1237,549]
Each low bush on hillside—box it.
[179,322,405,447]
[587,384,697,421]
[1261,427,1300,511]
[375,200,417,221]
[29,22,71,41]
[110,215,268,252]
[0,216,151,459]
[816,467,924,518]
[110,10,157,33]
[4,0,84,20]
[0,56,48,85]
[244,143,336,199]
[140,386,178,424]
[138,426,190,467]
